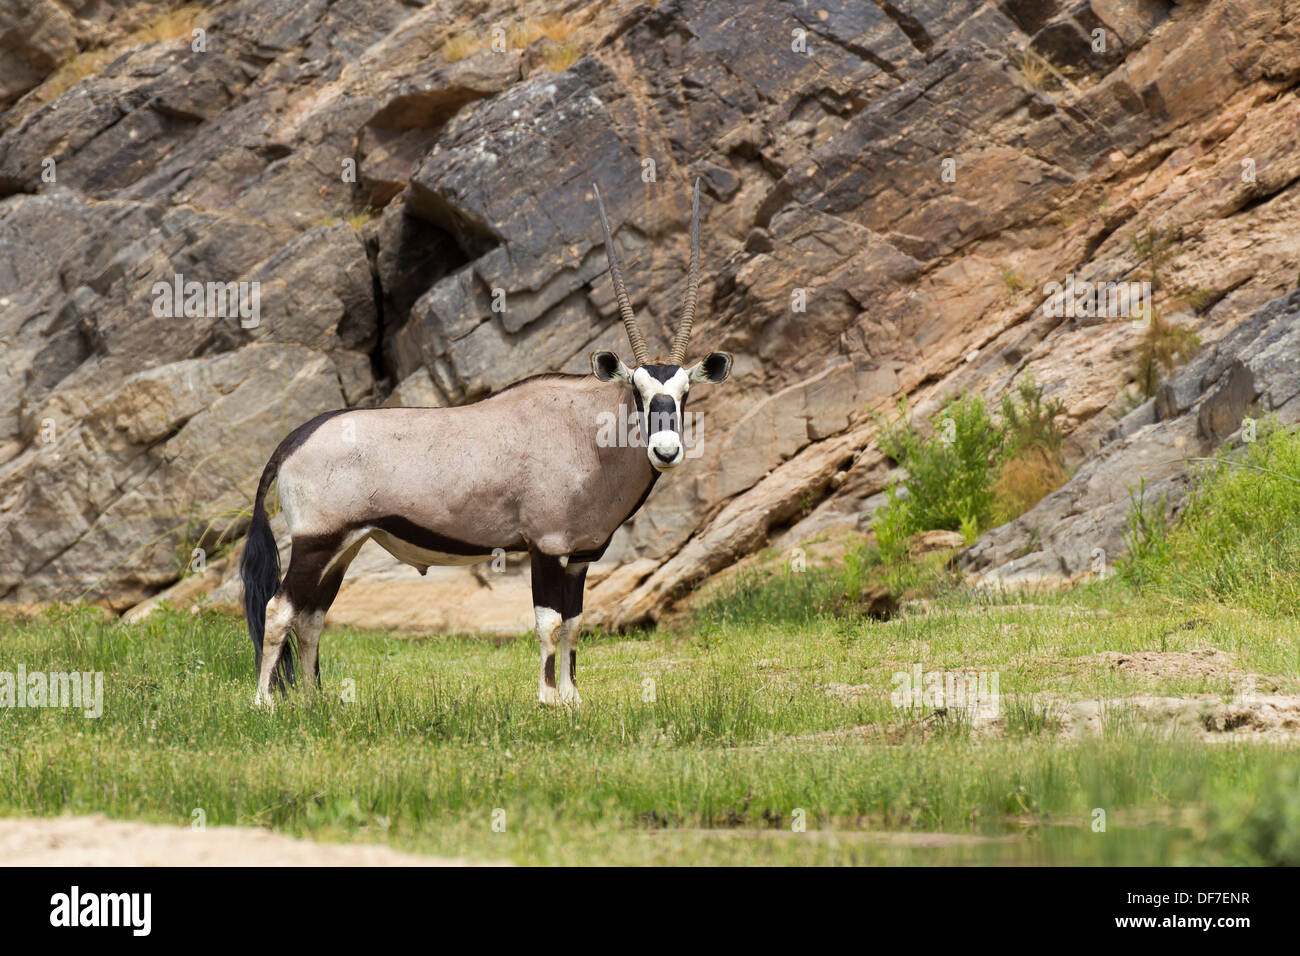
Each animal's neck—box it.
[498,375,662,538]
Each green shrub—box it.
[1000,379,1065,458]
[841,539,876,598]
[873,485,913,563]
[1118,478,1174,591]
[872,381,1068,545]
[876,393,1005,537]
[1135,315,1200,398]
[992,381,1068,525]
[1118,423,1300,613]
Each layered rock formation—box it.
[1,0,1297,629]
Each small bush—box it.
[991,445,1069,527]
[542,40,582,72]
[1001,269,1025,298]
[873,485,913,563]
[877,393,1005,537]
[873,380,1068,546]
[1129,227,1201,397]
[1135,315,1200,397]
[511,16,576,47]
[42,4,208,100]
[1118,478,1174,591]
[1000,379,1065,458]
[841,540,875,598]
[1013,48,1063,91]
[44,48,116,98]
[347,209,376,229]
[135,4,206,44]
[992,381,1068,524]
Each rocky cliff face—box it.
[1,0,1297,629]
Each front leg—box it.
[534,606,561,704]
[555,561,588,705]
[530,551,565,705]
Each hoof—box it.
[538,686,560,706]
[559,688,582,707]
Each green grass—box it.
[2,579,1298,865]
[1121,423,1300,612]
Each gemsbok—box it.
[241,180,731,706]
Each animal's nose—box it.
[653,445,677,463]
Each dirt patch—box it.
[809,686,1300,745]
[0,815,506,866]
[1049,693,1300,743]
[1098,647,1251,684]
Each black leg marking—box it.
[560,562,588,686]
[544,654,556,688]
[300,559,346,687]
[530,548,566,613]
[560,562,588,619]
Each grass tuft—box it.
[443,31,481,62]
[1119,423,1300,614]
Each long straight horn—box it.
[593,182,650,366]
[668,178,701,366]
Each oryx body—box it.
[242,180,730,706]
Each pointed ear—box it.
[591,350,633,383]
[688,351,732,384]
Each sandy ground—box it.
[817,648,1300,744]
[0,815,506,866]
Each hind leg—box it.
[293,609,326,695]
[296,535,367,694]
[253,535,345,707]
[255,593,295,707]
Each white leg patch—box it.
[535,606,561,705]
